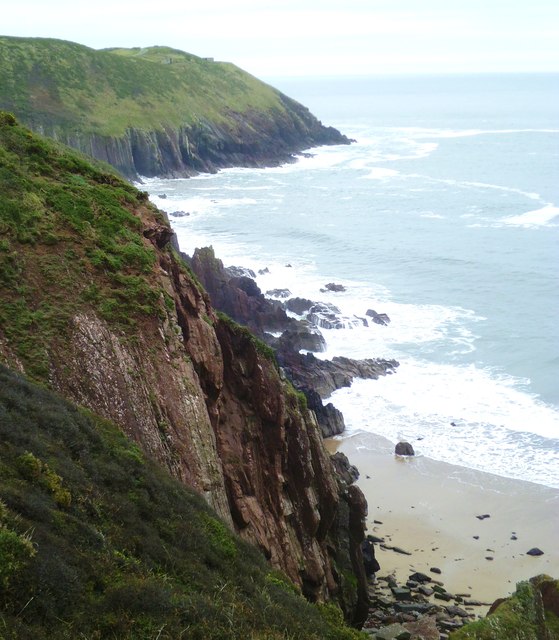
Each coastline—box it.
[326,431,559,608]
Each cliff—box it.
[0,113,367,624]
[0,364,366,639]
[0,36,350,180]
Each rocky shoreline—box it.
[185,245,398,437]
[363,571,487,639]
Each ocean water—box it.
[144,73,559,489]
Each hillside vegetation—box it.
[0,110,163,379]
[0,37,348,178]
[0,364,364,639]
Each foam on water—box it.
[330,364,559,488]
[502,204,559,227]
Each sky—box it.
[3,0,559,79]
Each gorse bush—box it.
[0,365,365,639]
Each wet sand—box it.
[327,431,559,608]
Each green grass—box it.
[0,36,291,138]
[0,113,165,379]
[0,364,366,639]
[450,577,559,640]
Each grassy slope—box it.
[450,577,559,640]
[0,111,168,379]
[0,36,294,137]
[0,364,364,640]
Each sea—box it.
[142,73,559,490]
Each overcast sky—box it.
[3,0,559,79]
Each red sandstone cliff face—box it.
[0,210,368,623]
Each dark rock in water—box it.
[304,388,345,437]
[266,288,291,299]
[331,452,359,486]
[285,297,315,315]
[511,534,518,540]
[430,567,442,574]
[321,282,346,292]
[308,302,344,329]
[169,210,190,217]
[366,309,391,325]
[277,351,399,399]
[258,267,270,275]
[357,316,369,327]
[159,193,167,199]
[418,585,434,596]
[476,514,491,520]
[526,547,544,556]
[278,323,327,353]
[226,265,257,279]
[395,442,415,456]
[229,275,261,298]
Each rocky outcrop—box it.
[189,247,290,335]
[279,352,399,399]
[187,247,399,437]
[47,115,349,181]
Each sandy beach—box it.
[326,431,559,610]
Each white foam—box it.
[389,127,559,140]
[363,167,399,180]
[502,204,559,227]
[330,362,559,488]
[420,211,445,219]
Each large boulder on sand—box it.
[395,442,415,456]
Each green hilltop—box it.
[0,37,288,135]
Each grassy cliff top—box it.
[0,111,167,379]
[0,36,300,137]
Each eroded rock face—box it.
[3,218,367,624]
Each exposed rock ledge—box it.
[39,101,350,181]
[187,246,399,438]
